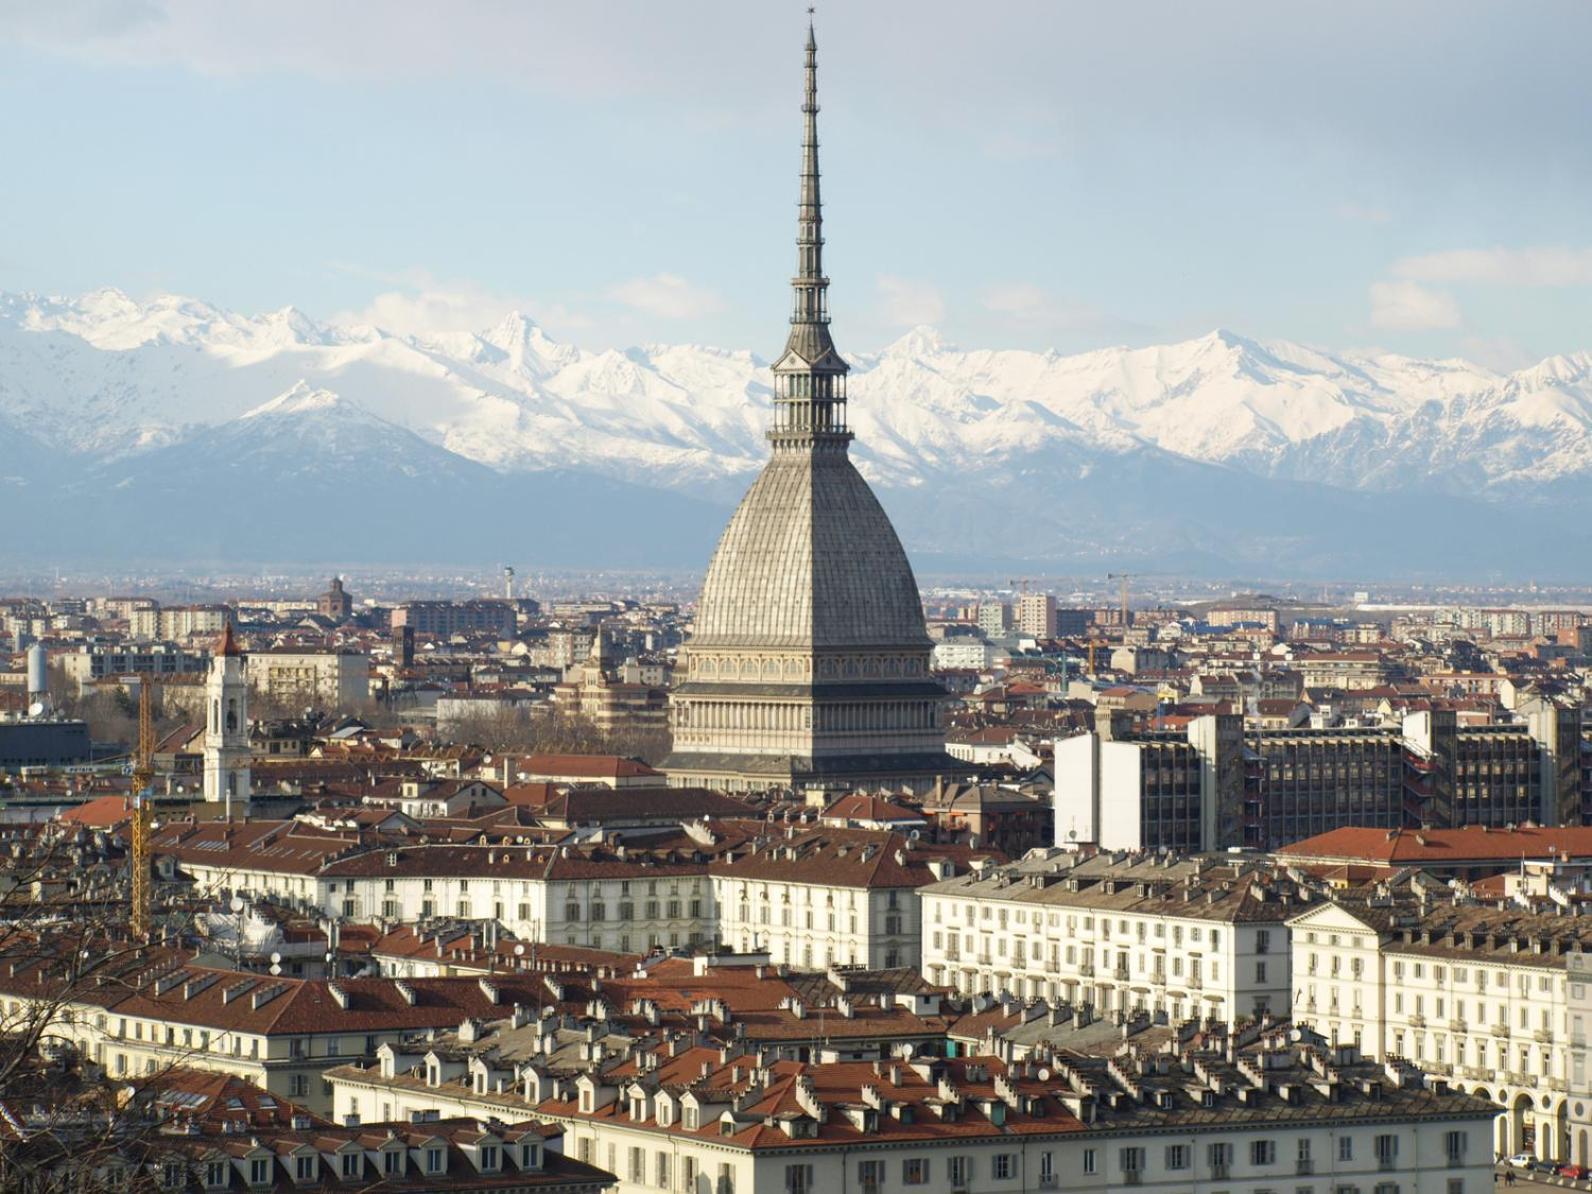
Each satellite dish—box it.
[27,701,44,718]
[270,952,282,965]
[514,944,526,957]
[1037,1067,1051,1081]
[229,897,245,914]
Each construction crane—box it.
[1086,634,1104,675]
[129,681,156,940]
[1107,572,1134,627]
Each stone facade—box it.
[663,24,952,794]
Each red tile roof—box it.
[1279,824,1592,867]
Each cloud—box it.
[876,275,946,326]
[1393,246,1592,287]
[329,268,585,339]
[979,282,1135,334]
[606,274,723,320]
[1368,280,1461,331]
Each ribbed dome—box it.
[693,445,929,650]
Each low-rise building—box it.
[920,850,1309,1023]
[1288,885,1592,1162]
[332,1029,1494,1194]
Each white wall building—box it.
[921,851,1306,1024]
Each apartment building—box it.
[249,647,371,708]
[1015,592,1057,640]
[1058,704,1582,853]
[919,850,1309,1023]
[129,604,230,642]
[1053,711,1242,852]
[0,937,564,1116]
[1288,890,1592,1163]
[330,1032,1495,1194]
[391,600,518,638]
[58,642,209,691]
[709,830,957,970]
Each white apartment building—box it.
[708,830,956,970]
[1289,894,1592,1164]
[129,604,229,642]
[156,821,980,972]
[0,945,557,1116]
[920,851,1309,1024]
[931,639,999,671]
[249,648,371,708]
[330,1038,1496,1194]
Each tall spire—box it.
[797,14,823,304]
[771,11,849,444]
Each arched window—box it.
[226,698,238,732]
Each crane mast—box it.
[130,681,156,940]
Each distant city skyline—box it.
[4,1,1592,369]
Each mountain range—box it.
[2,287,1589,578]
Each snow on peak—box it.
[5,286,1592,500]
[241,382,347,419]
[884,325,949,357]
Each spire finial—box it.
[769,9,849,444]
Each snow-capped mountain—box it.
[1,288,1588,576]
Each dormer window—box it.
[522,1144,541,1170]
[426,1147,444,1174]
[480,1145,500,1172]
[295,1156,315,1181]
[684,1107,699,1130]
[206,1161,227,1188]
[341,1153,361,1178]
[384,1150,403,1176]
[248,1157,270,1186]
[162,1162,185,1189]
[581,1089,594,1113]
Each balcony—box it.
[1079,961,1095,977]
[1297,1160,1315,1176]
[1114,966,1131,982]
[1536,1030,1555,1045]
[1211,1166,1231,1181]
[1038,1178,1058,1190]
[1123,1172,1142,1186]
[1407,1013,1426,1028]
[1378,1157,1398,1173]
[1449,1020,1468,1034]
[1491,1024,1511,1038]
[1186,974,1203,990]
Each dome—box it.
[692,445,929,650]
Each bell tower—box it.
[202,621,252,815]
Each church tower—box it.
[202,621,251,814]
[663,20,953,793]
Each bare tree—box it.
[0,829,214,1192]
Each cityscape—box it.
[4,3,1592,1193]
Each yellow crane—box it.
[130,681,156,940]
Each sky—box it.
[2,0,1591,368]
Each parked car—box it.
[1508,1154,1534,1168]
[1557,1164,1588,1180]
